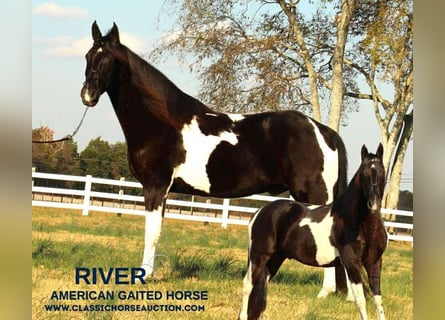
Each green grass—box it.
[32,207,413,319]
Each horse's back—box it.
[250,200,308,247]
[234,110,344,203]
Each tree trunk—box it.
[384,112,413,210]
[277,0,322,121]
[328,0,355,131]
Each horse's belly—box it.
[174,118,239,194]
[299,214,338,266]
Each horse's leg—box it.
[239,259,253,320]
[239,252,270,320]
[341,247,368,320]
[140,189,166,278]
[317,267,336,298]
[140,206,163,277]
[318,266,353,299]
[365,258,385,320]
[344,267,355,301]
[266,252,285,280]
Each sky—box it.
[31,0,413,191]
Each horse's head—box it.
[81,21,121,107]
[359,143,386,214]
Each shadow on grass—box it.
[170,248,245,280]
[271,268,322,285]
[170,248,323,288]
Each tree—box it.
[398,190,412,211]
[153,0,358,126]
[32,126,79,175]
[345,0,413,209]
[79,138,133,180]
[79,137,113,178]
[109,141,133,181]
[152,0,412,209]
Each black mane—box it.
[106,41,215,129]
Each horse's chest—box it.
[298,213,338,266]
[173,119,238,193]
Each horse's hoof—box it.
[346,294,355,302]
[317,287,335,298]
[137,265,154,280]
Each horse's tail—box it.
[334,134,348,199]
[247,266,268,319]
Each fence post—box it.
[117,177,125,217]
[221,198,230,229]
[32,167,36,187]
[82,175,92,216]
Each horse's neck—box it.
[337,175,367,223]
[106,84,172,148]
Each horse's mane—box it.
[107,44,213,129]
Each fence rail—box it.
[32,171,413,242]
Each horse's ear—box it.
[92,21,102,41]
[361,144,368,161]
[376,143,384,159]
[109,22,120,44]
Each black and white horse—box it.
[80,22,348,295]
[239,144,387,320]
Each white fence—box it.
[32,171,413,243]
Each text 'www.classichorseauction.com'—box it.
[43,267,208,313]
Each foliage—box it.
[151,0,413,209]
[398,190,413,211]
[32,131,134,180]
[153,0,358,119]
[32,126,80,175]
[32,128,137,193]
[349,0,413,209]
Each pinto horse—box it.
[239,144,387,320]
[80,22,348,294]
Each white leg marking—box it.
[140,207,163,278]
[239,263,253,320]
[345,269,355,301]
[307,119,338,203]
[239,208,261,319]
[174,117,239,193]
[318,266,355,300]
[350,282,368,320]
[317,267,336,298]
[373,295,386,320]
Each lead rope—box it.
[32,107,89,143]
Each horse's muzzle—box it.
[367,199,381,214]
[81,85,99,107]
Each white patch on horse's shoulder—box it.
[227,113,245,122]
[307,119,338,203]
[299,212,338,266]
[174,117,239,193]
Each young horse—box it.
[239,144,388,320]
[80,21,348,294]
